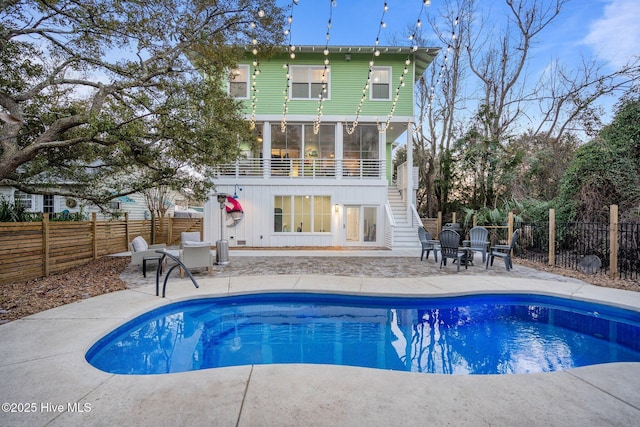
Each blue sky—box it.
[276,0,640,72]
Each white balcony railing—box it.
[213,158,384,179]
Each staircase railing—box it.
[411,204,422,228]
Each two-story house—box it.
[204,45,438,249]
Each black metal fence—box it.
[619,222,640,280]
[516,221,640,280]
[516,222,549,265]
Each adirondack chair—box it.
[439,229,467,272]
[418,227,439,261]
[486,229,520,271]
[463,226,490,263]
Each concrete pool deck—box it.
[1,250,640,426]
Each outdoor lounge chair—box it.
[128,236,167,274]
[418,227,438,261]
[180,241,214,277]
[486,229,520,271]
[180,231,202,248]
[463,226,490,263]
[439,229,466,272]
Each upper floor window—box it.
[304,124,335,160]
[14,191,33,210]
[229,65,249,99]
[343,124,379,160]
[291,66,330,99]
[370,67,391,100]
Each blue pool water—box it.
[86,293,640,375]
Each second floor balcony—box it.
[213,158,385,180]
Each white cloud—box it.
[583,0,640,67]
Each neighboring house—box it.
[204,45,438,249]
[0,186,161,220]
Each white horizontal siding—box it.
[204,182,389,248]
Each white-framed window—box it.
[370,67,391,100]
[108,200,122,210]
[13,191,33,209]
[290,66,330,99]
[229,65,250,99]
[43,195,54,213]
[274,195,331,233]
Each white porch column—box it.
[263,122,271,178]
[405,121,414,223]
[378,127,386,180]
[336,122,343,180]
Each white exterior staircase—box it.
[387,185,421,250]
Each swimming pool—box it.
[86,292,640,375]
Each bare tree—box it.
[532,56,640,140]
[467,0,568,142]
[459,0,639,208]
[142,186,174,219]
[413,0,472,217]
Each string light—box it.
[313,0,335,134]
[376,0,432,133]
[249,11,265,129]
[346,2,390,135]
[425,15,460,114]
[377,58,412,133]
[280,0,299,132]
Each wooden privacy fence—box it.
[0,213,203,284]
[422,212,515,244]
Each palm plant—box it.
[0,197,39,222]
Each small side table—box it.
[142,255,163,278]
[458,247,475,267]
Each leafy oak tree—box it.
[0,0,285,208]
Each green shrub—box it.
[0,196,40,222]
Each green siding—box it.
[240,52,415,117]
